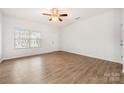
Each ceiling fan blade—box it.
[59,18,63,22]
[49,18,52,21]
[42,13,51,16]
[60,14,68,16]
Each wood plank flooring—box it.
[0,51,123,84]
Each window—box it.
[30,31,41,48]
[14,28,41,49]
[14,29,29,48]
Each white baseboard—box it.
[61,50,122,64]
[3,50,59,61]
[0,58,3,63]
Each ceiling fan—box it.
[42,8,68,22]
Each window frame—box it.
[14,28,41,49]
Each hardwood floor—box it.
[0,51,123,84]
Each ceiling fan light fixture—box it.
[42,8,68,22]
[52,16,59,22]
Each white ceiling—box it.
[1,8,112,27]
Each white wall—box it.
[0,11,2,62]
[122,9,124,72]
[1,9,123,65]
[61,9,122,63]
[3,15,59,60]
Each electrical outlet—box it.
[121,56,123,58]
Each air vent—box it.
[75,17,80,20]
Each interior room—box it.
[0,8,124,84]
